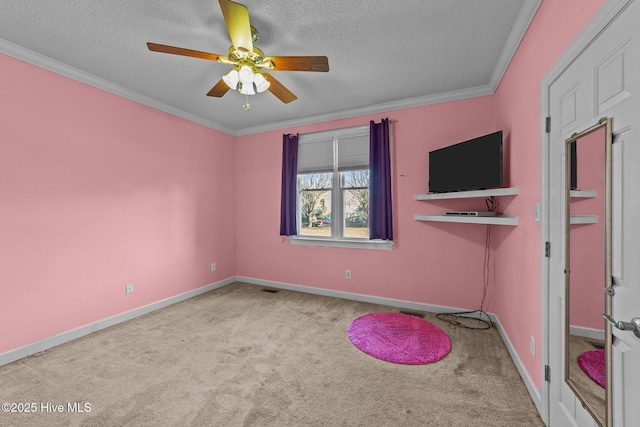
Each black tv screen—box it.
[569,140,577,190]
[429,131,503,193]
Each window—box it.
[281,121,392,250]
[296,126,373,243]
[297,126,369,240]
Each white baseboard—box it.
[491,314,543,415]
[238,275,542,416]
[237,276,476,314]
[569,326,605,341]
[0,277,236,367]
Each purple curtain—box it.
[369,119,393,240]
[280,133,299,236]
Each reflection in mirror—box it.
[566,124,607,426]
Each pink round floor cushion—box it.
[578,349,605,388]
[347,312,451,365]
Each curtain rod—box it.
[292,119,397,137]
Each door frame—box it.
[540,0,634,424]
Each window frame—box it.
[289,125,392,250]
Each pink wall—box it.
[493,0,606,390]
[235,96,500,309]
[0,53,236,353]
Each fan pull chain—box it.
[243,95,250,111]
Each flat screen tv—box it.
[569,140,577,190]
[429,131,503,193]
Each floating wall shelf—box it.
[570,215,598,224]
[413,213,518,226]
[414,186,519,226]
[570,189,597,199]
[570,189,598,224]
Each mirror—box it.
[565,118,613,427]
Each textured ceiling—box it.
[0,0,540,135]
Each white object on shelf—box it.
[413,214,518,226]
[570,215,598,224]
[414,186,519,200]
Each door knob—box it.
[603,314,640,338]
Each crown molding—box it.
[488,0,542,92]
[1,38,493,137]
[0,38,236,136]
[238,0,542,137]
[235,85,495,136]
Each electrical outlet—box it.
[534,203,541,222]
[126,283,134,295]
[530,335,535,357]
[211,263,216,272]
[345,270,351,280]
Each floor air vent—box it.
[260,289,279,293]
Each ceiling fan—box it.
[147,0,329,105]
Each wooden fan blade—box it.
[147,42,223,62]
[263,56,329,72]
[218,0,253,53]
[260,73,297,104]
[207,79,231,97]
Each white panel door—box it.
[608,43,640,427]
[548,40,600,427]
[547,1,639,426]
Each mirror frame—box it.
[564,117,613,427]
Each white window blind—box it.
[337,134,369,171]
[297,126,369,173]
[297,138,333,173]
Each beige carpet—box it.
[0,282,544,426]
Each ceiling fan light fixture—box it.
[238,65,255,85]
[222,69,239,89]
[254,73,270,93]
[239,82,256,95]
[147,0,330,106]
